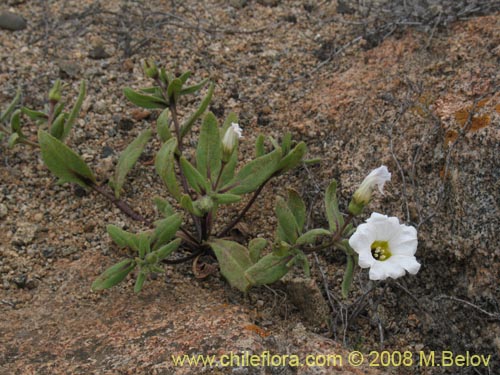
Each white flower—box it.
[222,122,242,160]
[349,212,420,280]
[354,165,391,204]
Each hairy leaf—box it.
[61,80,86,141]
[248,238,267,263]
[91,259,136,291]
[180,156,210,194]
[325,180,344,233]
[180,82,214,138]
[157,108,172,142]
[38,130,96,188]
[209,239,253,292]
[151,214,182,250]
[225,148,281,195]
[244,253,293,286]
[155,138,181,201]
[112,128,152,198]
[124,87,168,109]
[196,112,222,181]
[296,228,331,245]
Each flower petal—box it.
[390,255,421,275]
[369,260,406,280]
[389,225,418,255]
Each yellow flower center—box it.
[371,240,391,261]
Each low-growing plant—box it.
[1,61,421,296]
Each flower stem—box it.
[217,176,271,237]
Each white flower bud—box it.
[349,166,391,215]
[222,122,242,161]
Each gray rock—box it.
[88,44,110,60]
[11,222,38,246]
[0,11,27,31]
[58,60,80,79]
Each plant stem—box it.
[90,182,151,225]
[302,214,354,254]
[217,177,271,237]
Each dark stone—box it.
[88,45,110,60]
[13,274,27,288]
[118,118,134,132]
[0,11,27,31]
[282,14,297,23]
[101,145,114,158]
[41,246,56,258]
[337,0,355,15]
[74,185,87,197]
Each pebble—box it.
[101,145,114,158]
[62,246,78,256]
[88,44,110,60]
[41,246,56,258]
[11,222,38,246]
[0,11,27,31]
[0,203,7,218]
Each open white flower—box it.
[349,212,420,280]
[222,122,242,160]
[349,166,391,215]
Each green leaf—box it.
[282,133,292,155]
[155,138,181,201]
[255,134,265,157]
[151,214,182,250]
[275,197,300,244]
[112,128,152,198]
[180,194,203,217]
[38,130,96,188]
[167,78,183,103]
[248,238,267,263]
[180,82,214,138]
[134,271,147,293]
[137,232,150,259]
[296,228,331,245]
[286,189,306,232]
[153,196,175,217]
[8,133,20,148]
[180,156,210,194]
[154,238,182,260]
[159,68,169,85]
[157,108,172,142]
[342,255,354,299]
[244,253,293,287]
[107,224,139,250]
[21,107,48,122]
[209,239,253,292]
[1,88,21,123]
[91,259,136,291]
[225,148,281,195]
[10,109,22,134]
[61,80,86,141]
[196,112,222,181]
[212,193,241,204]
[49,113,68,139]
[276,141,306,173]
[218,143,238,188]
[53,101,65,120]
[124,87,168,109]
[179,71,192,84]
[325,180,344,233]
[180,77,210,96]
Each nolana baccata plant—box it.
[1,60,421,295]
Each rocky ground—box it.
[1,1,499,374]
